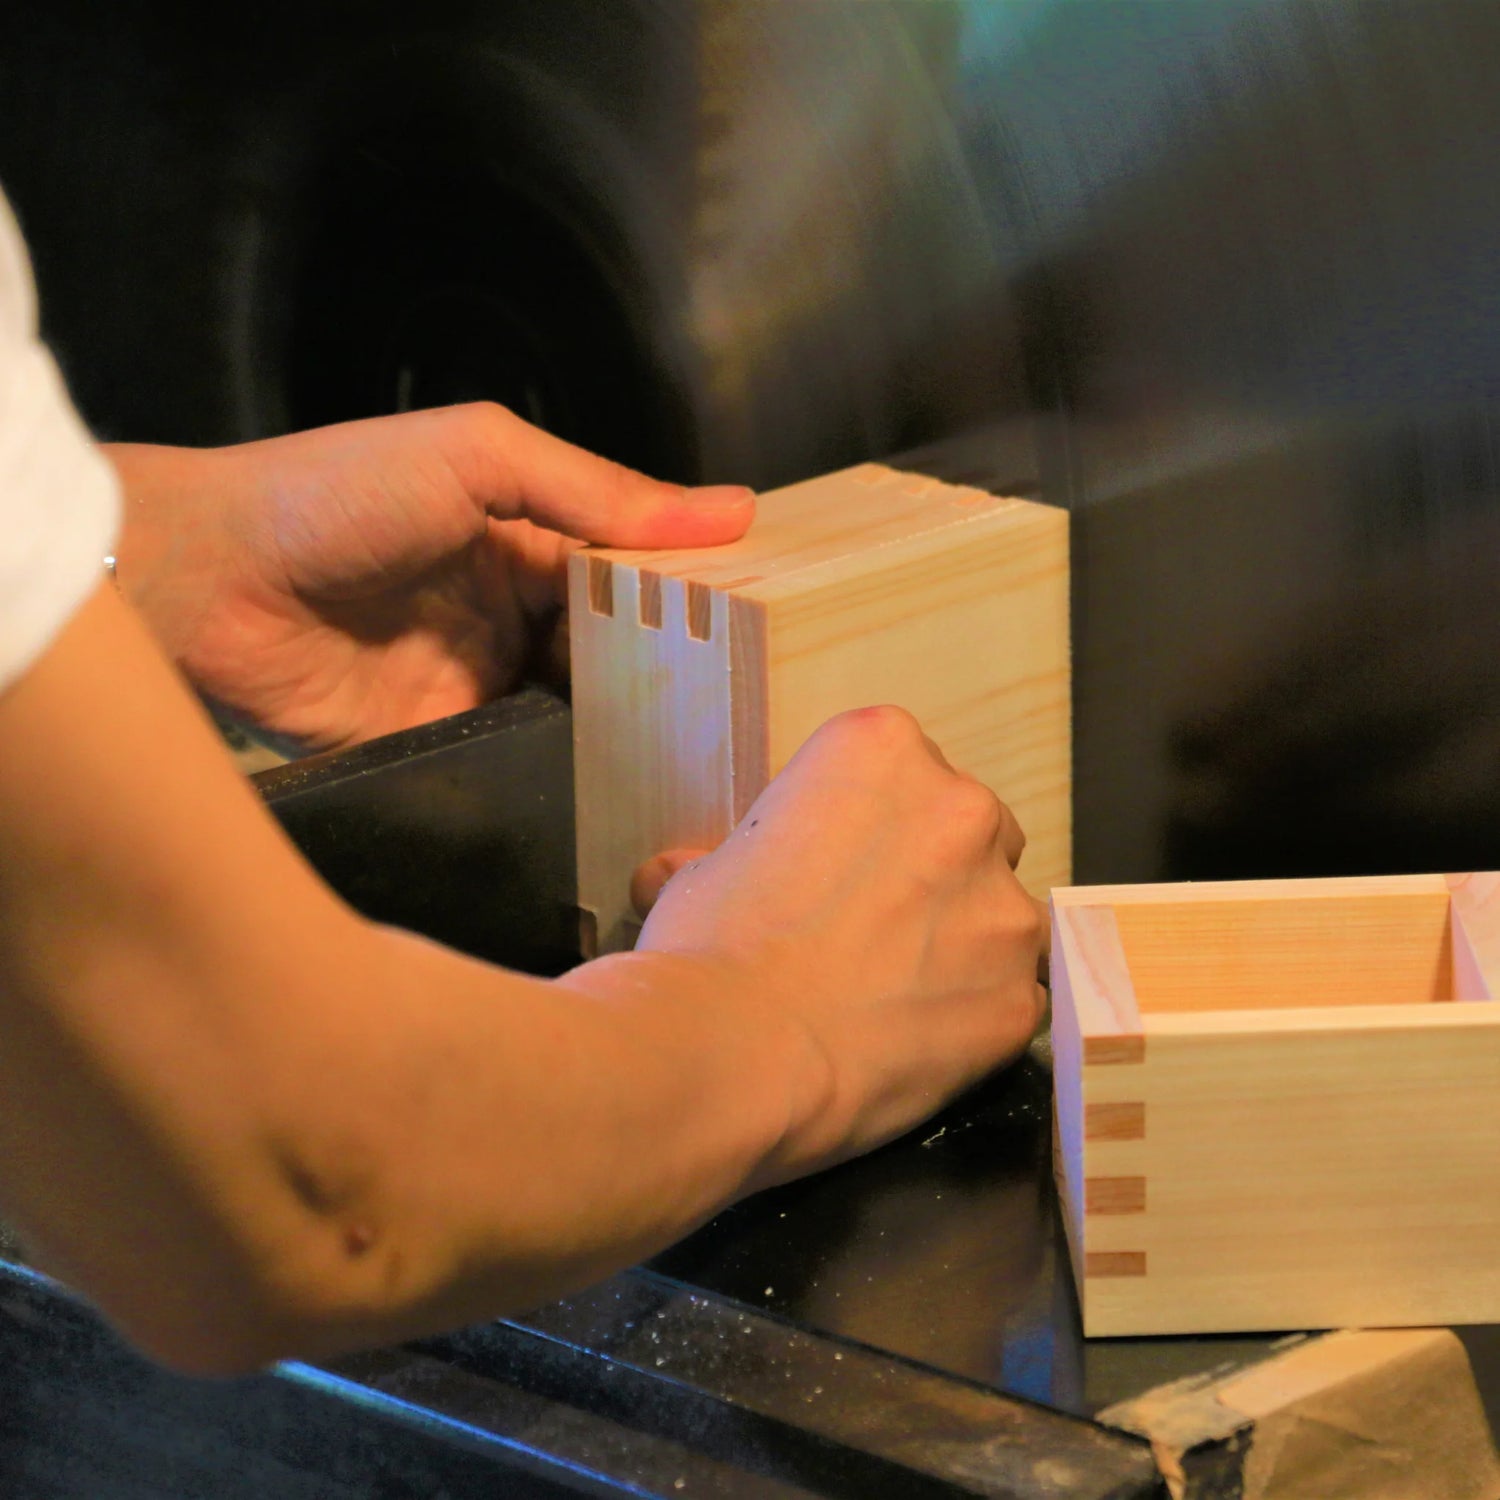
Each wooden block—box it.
[1051,872,1500,1337]
[570,463,1071,953]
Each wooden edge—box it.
[1050,1100,1086,1301]
[577,465,1049,580]
[1052,873,1452,908]
[1448,872,1500,1000]
[1098,1328,1500,1500]
[566,548,590,610]
[1048,924,1087,1300]
[1141,1001,1500,1036]
[1052,901,1143,1042]
[727,594,770,822]
[738,487,1063,606]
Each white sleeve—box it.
[0,189,122,696]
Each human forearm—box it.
[0,566,1042,1377]
[101,442,240,663]
[282,932,806,1360]
[0,583,801,1372]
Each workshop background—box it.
[9,0,1500,891]
[5,3,1500,1496]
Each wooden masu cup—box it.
[1051,872,1500,1336]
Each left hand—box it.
[107,403,754,750]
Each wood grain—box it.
[1111,891,1453,1012]
[1085,1102,1146,1141]
[1087,1252,1148,1279]
[1052,873,1500,1337]
[569,564,734,954]
[573,464,1070,951]
[1082,1036,1146,1066]
[1448,871,1500,1000]
[1086,1176,1147,1215]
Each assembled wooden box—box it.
[570,462,1070,953]
[1051,873,1500,1337]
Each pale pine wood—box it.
[1050,872,1452,907]
[568,565,736,955]
[1051,872,1500,1337]
[1084,1101,1146,1141]
[571,463,1070,953]
[1111,891,1455,1011]
[1447,871,1500,1000]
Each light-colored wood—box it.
[1448,870,1500,1001]
[1085,1101,1146,1141]
[571,463,1071,952]
[1111,891,1455,1011]
[1051,872,1500,1337]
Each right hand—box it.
[633,705,1047,1189]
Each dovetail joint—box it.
[639,571,663,630]
[1086,1251,1147,1278]
[587,557,614,618]
[1083,1035,1146,1066]
[1085,1101,1146,1141]
[1085,1176,1147,1215]
[686,581,713,641]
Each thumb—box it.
[466,405,755,548]
[631,848,710,918]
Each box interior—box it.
[1109,891,1484,1013]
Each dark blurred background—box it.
[7,0,1500,886]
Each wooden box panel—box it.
[1052,873,1500,1337]
[570,463,1070,953]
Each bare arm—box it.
[0,416,1043,1376]
[0,581,811,1373]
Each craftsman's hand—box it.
[634,706,1047,1185]
[105,404,754,750]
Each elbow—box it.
[93,1235,403,1379]
[105,1276,320,1379]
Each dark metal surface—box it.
[1,1258,1163,1498]
[0,1262,607,1499]
[255,689,580,974]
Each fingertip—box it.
[661,484,756,547]
[629,855,673,918]
[630,847,710,917]
[690,484,757,511]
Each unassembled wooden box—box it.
[570,462,1070,954]
[1052,872,1500,1337]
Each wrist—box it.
[556,948,831,1202]
[100,443,241,663]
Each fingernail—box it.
[689,484,756,508]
